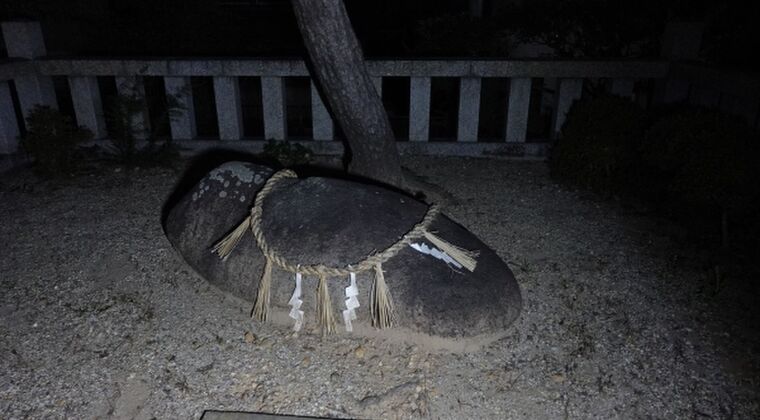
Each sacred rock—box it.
[164,161,521,349]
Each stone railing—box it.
[1,21,757,161]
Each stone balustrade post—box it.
[0,82,20,153]
[164,77,196,140]
[457,77,481,142]
[69,76,107,138]
[506,78,532,143]
[552,78,583,138]
[1,21,57,123]
[212,77,244,141]
[409,77,431,142]
[261,76,286,140]
[310,81,333,141]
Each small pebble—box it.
[354,345,365,359]
[259,338,274,349]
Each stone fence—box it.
[1,21,758,160]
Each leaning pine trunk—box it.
[290,0,404,188]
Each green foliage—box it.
[641,108,759,214]
[104,83,185,167]
[19,105,93,176]
[504,0,662,58]
[104,91,144,163]
[262,140,312,167]
[409,0,668,59]
[549,95,649,194]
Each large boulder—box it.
[165,161,521,349]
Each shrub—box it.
[262,140,312,167]
[549,94,649,195]
[104,91,145,163]
[104,85,184,167]
[506,0,661,58]
[19,105,93,175]
[641,108,760,245]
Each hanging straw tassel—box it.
[370,263,396,329]
[317,273,336,335]
[211,215,252,261]
[423,231,479,272]
[252,256,273,321]
[288,272,304,332]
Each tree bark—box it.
[291,0,404,188]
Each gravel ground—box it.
[1,156,758,419]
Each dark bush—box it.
[549,94,649,195]
[19,105,93,176]
[262,140,312,168]
[104,84,185,167]
[641,108,760,245]
[505,0,662,58]
[104,92,145,163]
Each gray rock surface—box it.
[165,162,273,304]
[165,161,522,340]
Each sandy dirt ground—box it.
[1,156,758,419]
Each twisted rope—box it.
[249,169,441,278]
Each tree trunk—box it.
[291,0,404,188]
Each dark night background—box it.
[1,0,758,71]
[3,0,758,145]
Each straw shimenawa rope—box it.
[245,169,442,276]
[212,169,478,334]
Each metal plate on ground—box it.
[201,411,334,420]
